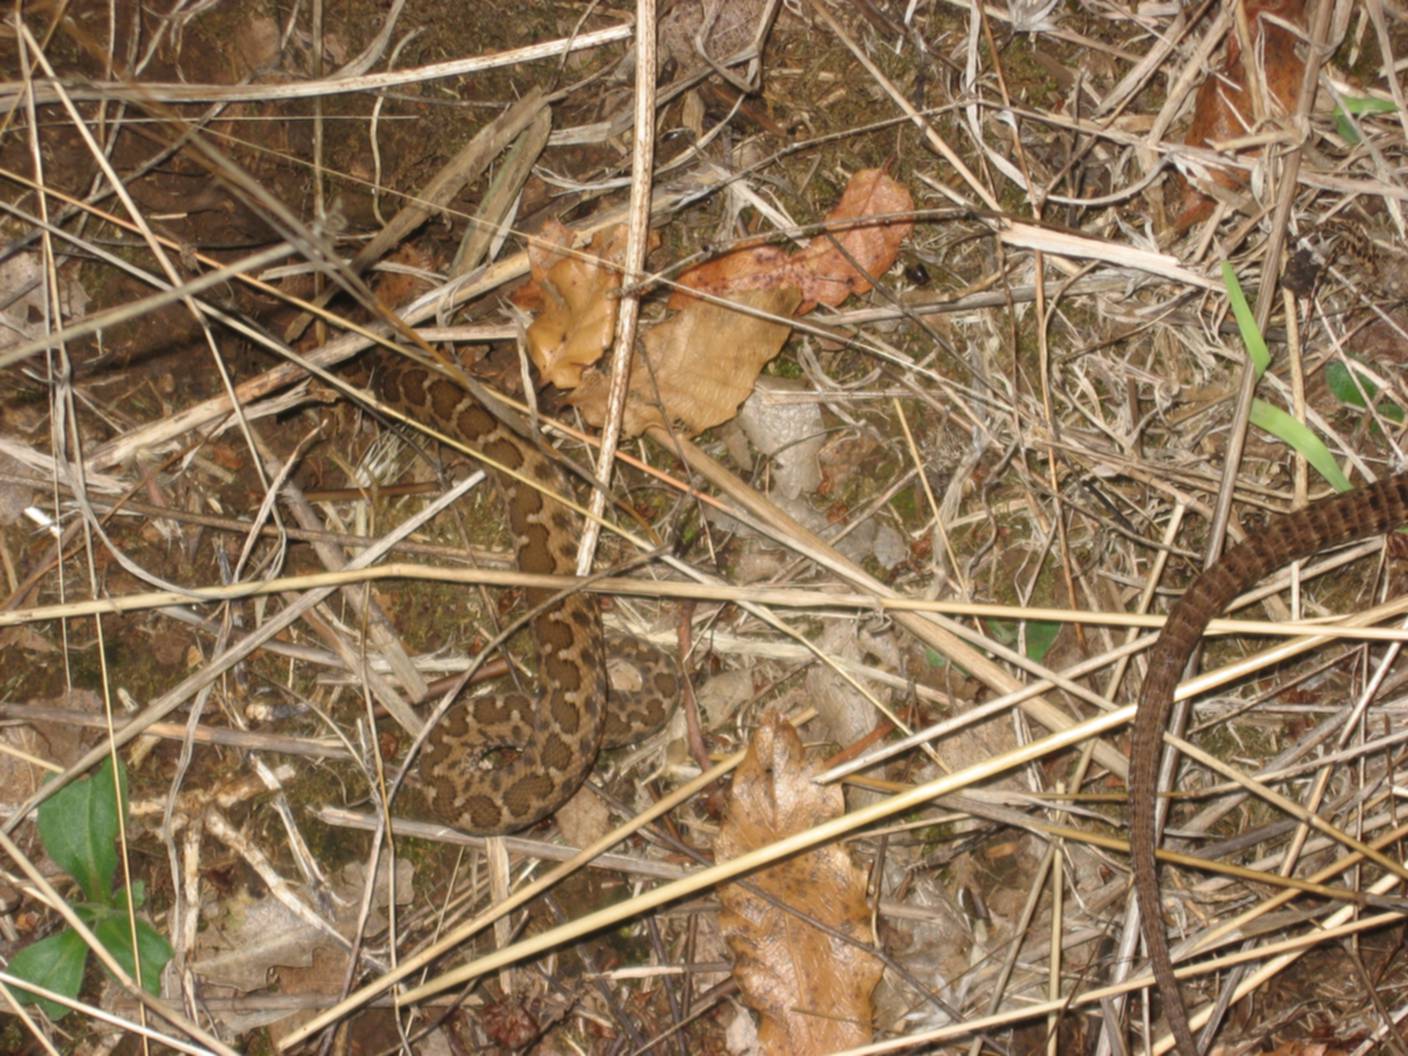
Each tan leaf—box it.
[715,715,881,1055]
[517,223,631,389]
[672,169,914,312]
[570,286,800,437]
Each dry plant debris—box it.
[193,860,413,1039]
[1172,0,1309,230]
[0,0,1406,1053]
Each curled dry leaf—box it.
[570,286,801,437]
[672,168,914,312]
[1172,0,1307,231]
[714,715,881,1054]
[512,221,650,389]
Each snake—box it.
[373,356,680,834]
[1130,470,1408,1054]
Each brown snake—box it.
[374,358,679,834]
[1131,471,1408,1055]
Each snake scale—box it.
[1131,470,1408,1055]
[373,357,679,834]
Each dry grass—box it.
[1,0,1407,1053]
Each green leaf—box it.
[1250,399,1352,491]
[1221,264,1269,376]
[1221,266,1352,492]
[1335,109,1360,143]
[92,910,172,996]
[1340,96,1399,116]
[1326,360,1377,407]
[983,618,1060,661]
[1325,361,1405,423]
[1022,620,1061,662]
[6,928,87,1021]
[38,756,126,904]
[1334,96,1398,143]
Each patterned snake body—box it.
[375,358,676,833]
[1131,471,1408,1055]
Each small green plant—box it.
[983,618,1060,662]
[1326,359,1405,425]
[1222,264,1351,492]
[8,756,172,1020]
[1333,95,1398,144]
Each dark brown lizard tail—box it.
[1129,471,1408,1056]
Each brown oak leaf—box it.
[672,168,914,313]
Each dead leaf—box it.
[714,715,881,1054]
[514,222,640,389]
[672,169,914,312]
[1172,0,1306,230]
[670,243,794,306]
[0,691,100,812]
[555,779,612,849]
[194,859,413,1036]
[372,242,436,313]
[521,173,907,435]
[570,286,800,437]
[789,168,916,308]
[0,625,56,654]
[511,218,574,314]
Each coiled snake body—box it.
[1131,470,1408,1054]
[375,358,677,834]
